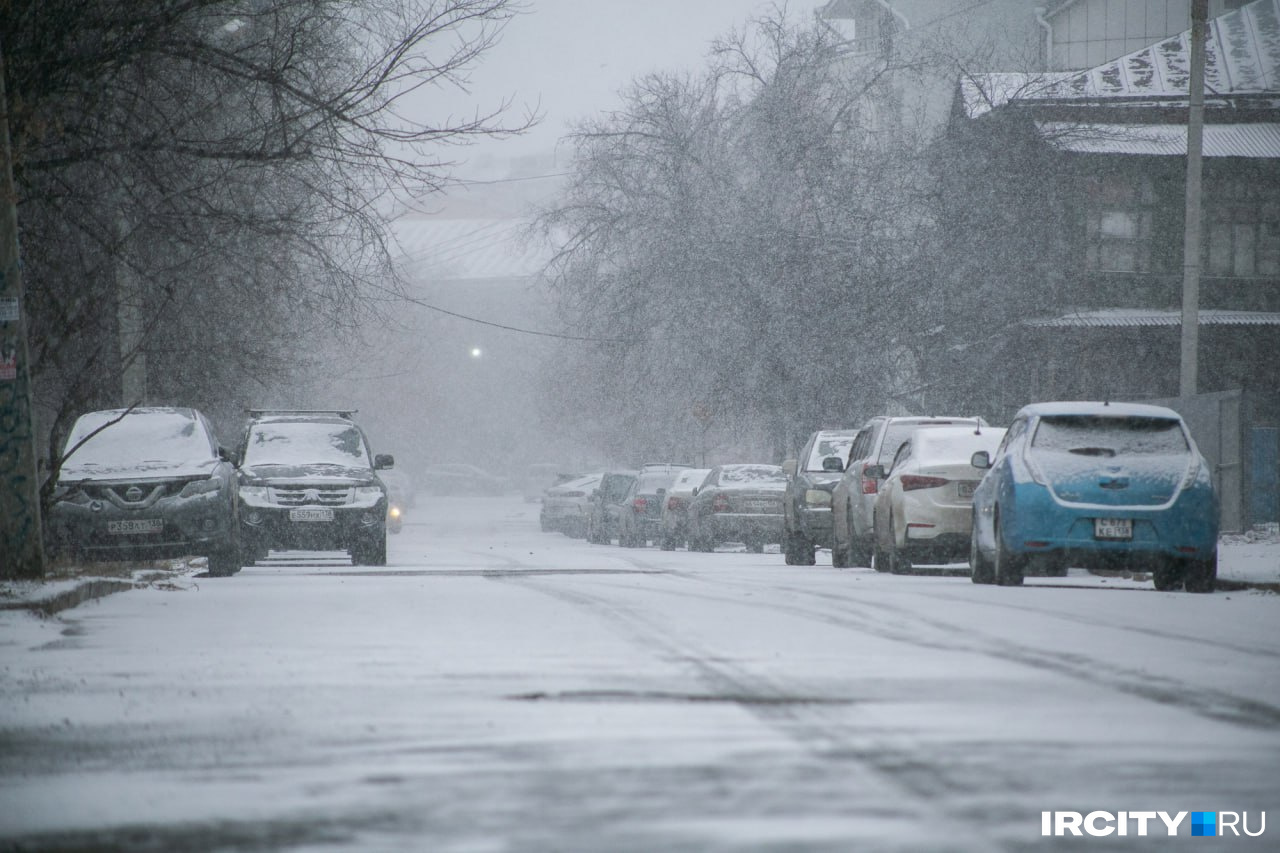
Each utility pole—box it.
[1180,0,1208,398]
[0,39,47,578]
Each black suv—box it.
[236,410,393,566]
[782,429,858,565]
[47,407,241,576]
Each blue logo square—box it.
[1192,812,1217,837]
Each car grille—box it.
[269,485,353,506]
[84,482,174,507]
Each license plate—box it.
[1094,518,1133,540]
[290,508,334,522]
[108,518,163,535]
[958,482,977,499]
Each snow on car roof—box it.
[61,407,215,478]
[672,468,711,490]
[1019,401,1183,421]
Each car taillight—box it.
[666,496,685,510]
[862,464,878,494]
[900,475,949,491]
[712,493,730,512]
[633,497,648,512]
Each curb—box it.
[0,579,139,617]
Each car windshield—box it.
[805,433,856,471]
[243,420,370,467]
[64,409,212,469]
[717,465,786,485]
[1031,415,1189,456]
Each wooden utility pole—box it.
[1180,0,1208,398]
[0,39,47,578]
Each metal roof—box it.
[1037,120,1280,156]
[1025,309,1280,328]
[961,0,1280,119]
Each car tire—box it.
[993,513,1024,586]
[887,540,910,575]
[207,543,240,577]
[830,534,851,568]
[1183,553,1217,593]
[1152,559,1182,591]
[970,526,994,584]
[787,530,816,566]
[351,531,388,567]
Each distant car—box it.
[659,468,711,550]
[585,470,637,544]
[421,463,507,496]
[686,464,788,553]
[540,473,603,538]
[870,426,1006,573]
[831,416,988,568]
[782,429,858,566]
[617,467,686,547]
[47,407,241,577]
[236,411,392,566]
[969,402,1218,591]
[379,468,412,534]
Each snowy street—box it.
[2,496,1278,851]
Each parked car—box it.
[659,468,711,550]
[421,463,507,496]
[585,470,637,544]
[831,415,987,569]
[236,411,392,566]
[617,467,686,547]
[782,429,859,565]
[870,426,1006,573]
[969,402,1218,591]
[687,464,788,553]
[46,407,241,576]
[540,472,603,538]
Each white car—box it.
[539,473,603,538]
[831,415,988,568]
[870,425,1006,573]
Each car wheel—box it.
[351,531,388,567]
[207,543,240,577]
[1152,559,1182,591]
[887,539,910,576]
[992,513,1024,586]
[1183,553,1217,593]
[830,533,851,568]
[969,525,994,584]
[787,530,815,566]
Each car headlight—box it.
[388,505,402,519]
[356,486,383,497]
[804,489,832,507]
[181,478,222,498]
[238,485,268,499]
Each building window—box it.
[1083,175,1154,272]
[1206,178,1280,277]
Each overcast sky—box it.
[421,0,798,178]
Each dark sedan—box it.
[687,464,788,553]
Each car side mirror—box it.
[374,454,395,470]
[864,464,886,480]
[971,451,991,470]
[218,445,239,465]
[782,459,797,478]
[656,487,666,496]
[691,486,699,496]
[821,456,844,473]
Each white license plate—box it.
[290,508,334,522]
[958,482,977,499]
[107,518,163,535]
[1094,518,1133,540]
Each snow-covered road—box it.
[2,497,1278,851]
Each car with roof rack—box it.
[235,409,393,566]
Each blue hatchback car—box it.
[969,402,1217,592]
